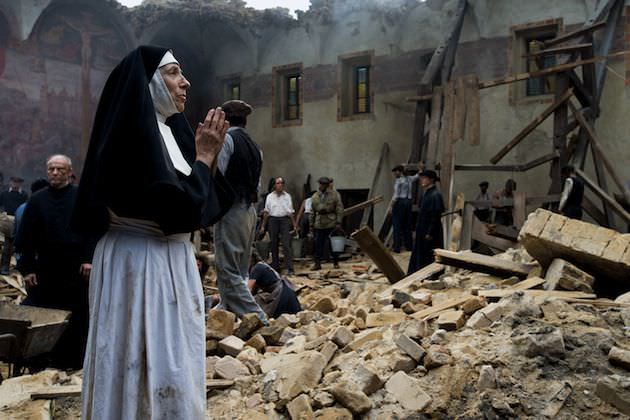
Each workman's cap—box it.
[479,181,489,187]
[221,100,253,118]
[317,177,332,184]
[418,170,439,181]
[392,165,404,172]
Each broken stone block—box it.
[466,303,507,329]
[399,319,431,341]
[214,355,251,380]
[410,291,432,305]
[304,335,328,351]
[596,374,630,415]
[430,329,448,345]
[260,351,327,402]
[392,354,416,372]
[519,208,630,283]
[330,384,372,415]
[346,329,383,352]
[392,290,412,307]
[424,345,452,369]
[276,313,299,328]
[331,326,355,348]
[207,309,236,339]
[280,335,307,355]
[287,394,314,420]
[423,278,446,290]
[206,339,219,355]
[320,341,338,365]
[395,334,425,362]
[312,297,336,314]
[365,311,407,327]
[437,310,465,331]
[298,310,320,325]
[206,356,220,380]
[616,292,630,304]
[354,306,369,321]
[235,313,264,340]
[313,407,353,420]
[237,347,262,375]
[544,258,594,293]
[245,334,266,353]
[354,318,366,330]
[346,365,383,395]
[312,391,335,409]
[219,335,245,357]
[259,325,286,346]
[609,346,630,370]
[462,296,487,315]
[400,301,419,314]
[279,327,302,345]
[477,365,496,391]
[512,327,565,358]
[385,371,432,411]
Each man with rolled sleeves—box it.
[260,177,297,275]
[309,177,344,270]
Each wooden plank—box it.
[569,102,630,203]
[459,203,474,251]
[31,386,82,400]
[564,298,630,307]
[440,80,456,211]
[566,69,593,107]
[490,88,574,164]
[207,379,235,390]
[426,86,443,169]
[440,0,468,84]
[452,77,466,142]
[376,262,444,299]
[343,196,384,217]
[523,43,593,58]
[479,51,629,90]
[543,21,606,48]
[471,216,515,252]
[486,224,519,241]
[410,85,431,162]
[512,276,546,290]
[411,295,471,320]
[594,0,624,105]
[479,289,596,301]
[351,226,405,284]
[550,75,570,194]
[361,143,389,226]
[434,249,531,278]
[456,152,558,172]
[513,192,527,229]
[576,169,630,224]
[464,75,481,146]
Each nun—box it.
[73,46,232,419]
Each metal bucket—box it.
[330,236,346,253]
[255,240,270,260]
[291,238,303,258]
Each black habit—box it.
[15,184,97,369]
[408,185,445,274]
[72,45,232,236]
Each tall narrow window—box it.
[286,74,301,120]
[229,82,240,100]
[526,38,556,96]
[355,66,370,114]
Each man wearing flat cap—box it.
[309,177,344,270]
[214,100,268,322]
[408,170,444,274]
[474,181,491,222]
[0,176,28,274]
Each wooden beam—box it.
[459,203,474,250]
[512,276,546,290]
[411,295,471,320]
[595,0,624,105]
[513,191,527,229]
[434,249,532,278]
[361,143,389,226]
[471,216,516,251]
[550,74,570,194]
[582,195,608,226]
[426,86,443,169]
[409,85,431,162]
[543,21,606,48]
[440,81,456,211]
[351,226,405,284]
[576,169,630,224]
[566,69,593,107]
[479,289,596,301]
[440,0,468,85]
[456,152,558,172]
[490,88,574,164]
[486,224,519,241]
[343,196,384,217]
[376,262,444,300]
[569,102,630,203]
[464,75,481,146]
[452,77,466,142]
[31,386,82,400]
[479,51,629,90]
[523,43,593,58]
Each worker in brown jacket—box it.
[309,177,344,270]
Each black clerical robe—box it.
[15,184,96,369]
[408,185,445,274]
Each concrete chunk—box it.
[437,310,465,331]
[609,346,630,370]
[395,334,425,362]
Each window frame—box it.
[272,63,303,127]
[338,51,374,121]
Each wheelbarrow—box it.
[0,302,71,379]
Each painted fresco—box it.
[0,5,129,183]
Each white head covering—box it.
[149,51,192,176]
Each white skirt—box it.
[82,218,205,420]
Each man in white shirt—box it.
[260,177,298,275]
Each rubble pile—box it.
[1,210,630,418]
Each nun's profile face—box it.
[160,63,190,112]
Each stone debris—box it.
[4,211,630,419]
